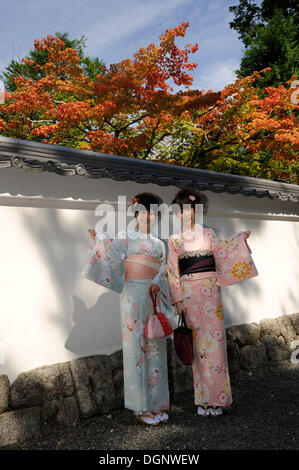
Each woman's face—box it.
[179,206,195,229]
[136,209,155,232]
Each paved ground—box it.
[0,361,298,451]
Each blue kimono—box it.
[81,229,175,413]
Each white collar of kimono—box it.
[95,229,155,240]
[180,223,204,239]
[127,228,155,239]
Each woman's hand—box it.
[88,229,96,241]
[175,301,186,316]
[149,283,160,295]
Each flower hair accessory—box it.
[130,197,138,205]
[189,195,196,201]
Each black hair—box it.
[171,188,204,211]
[131,192,163,217]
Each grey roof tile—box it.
[0,136,298,202]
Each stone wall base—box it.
[0,312,298,447]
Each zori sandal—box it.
[135,412,159,426]
[160,412,169,422]
[153,411,169,422]
[210,407,223,417]
[197,406,209,417]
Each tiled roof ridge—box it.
[0,136,298,202]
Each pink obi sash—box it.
[125,255,160,280]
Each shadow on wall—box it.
[65,294,122,355]
[18,206,123,367]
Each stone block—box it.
[259,318,281,337]
[226,322,261,346]
[261,334,290,362]
[226,340,241,374]
[41,396,79,430]
[69,355,115,418]
[110,350,123,370]
[0,375,10,414]
[289,312,299,335]
[277,315,297,344]
[9,362,74,409]
[239,344,268,369]
[112,368,124,409]
[0,406,40,447]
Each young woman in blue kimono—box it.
[81,193,175,426]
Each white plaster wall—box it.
[0,167,298,383]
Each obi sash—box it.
[179,253,216,276]
[125,254,160,281]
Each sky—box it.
[0,0,245,92]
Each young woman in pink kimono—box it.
[81,193,175,426]
[167,189,258,418]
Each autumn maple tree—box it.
[167,70,299,183]
[0,22,298,183]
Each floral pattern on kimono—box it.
[167,224,258,408]
[81,229,175,413]
[210,230,258,287]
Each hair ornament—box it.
[130,197,138,205]
[189,195,196,201]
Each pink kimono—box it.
[167,224,258,408]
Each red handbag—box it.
[173,312,193,365]
[144,290,173,339]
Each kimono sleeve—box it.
[209,228,258,287]
[208,227,223,248]
[152,240,170,301]
[166,236,183,306]
[153,239,176,328]
[81,230,126,293]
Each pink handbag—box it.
[213,230,258,287]
[144,291,173,339]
